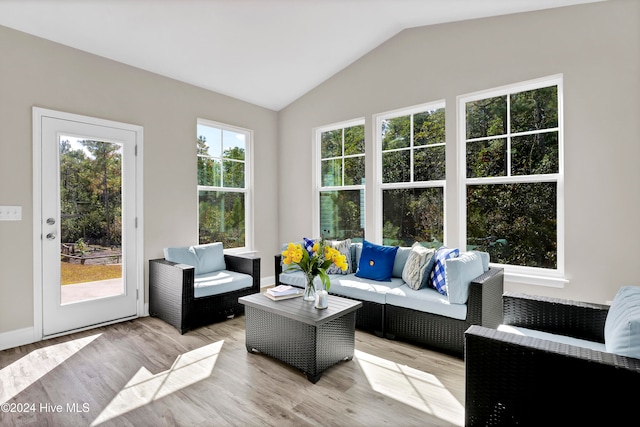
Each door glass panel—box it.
[59,136,123,304]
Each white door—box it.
[36,109,141,337]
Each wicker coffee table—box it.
[238,293,362,383]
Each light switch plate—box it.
[0,205,22,221]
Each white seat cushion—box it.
[497,324,606,353]
[194,270,253,298]
[385,284,468,320]
[279,271,403,304]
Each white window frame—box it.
[312,118,365,239]
[373,101,447,245]
[457,75,566,287]
[197,118,254,253]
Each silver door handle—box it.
[46,218,56,225]
[46,233,56,240]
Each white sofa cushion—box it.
[385,285,468,320]
[498,324,606,353]
[471,250,490,272]
[194,270,253,298]
[164,242,226,275]
[445,251,484,304]
[392,246,412,278]
[279,271,403,304]
[604,286,640,358]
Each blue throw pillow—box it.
[429,247,459,295]
[355,240,399,282]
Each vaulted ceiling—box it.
[0,0,602,110]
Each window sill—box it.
[504,271,569,288]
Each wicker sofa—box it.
[149,246,260,334]
[464,289,640,426]
[276,240,504,357]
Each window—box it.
[460,76,563,277]
[376,103,446,247]
[315,120,365,240]
[197,119,252,250]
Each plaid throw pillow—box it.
[303,237,315,256]
[429,247,459,295]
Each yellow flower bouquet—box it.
[281,237,348,301]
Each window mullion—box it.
[506,95,511,177]
[410,113,415,183]
[341,128,345,187]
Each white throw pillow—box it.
[402,242,436,290]
[325,238,352,274]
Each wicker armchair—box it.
[464,292,640,426]
[149,254,260,334]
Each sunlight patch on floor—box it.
[354,349,464,426]
[91,340,223,426]
[0,334,101,404]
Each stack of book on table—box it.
[264,284,303,301]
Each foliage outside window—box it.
[197,120,250,249]
[318,122,365,240]
[59,139,122,247]
[462,77,562,270]
[378,104,445,247]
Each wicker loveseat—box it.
[276,239,504,357]
[149,243,260,334]
[464,289,640,426]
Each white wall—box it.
[0,25,279,336]
[278,0,640,304]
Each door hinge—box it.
[136,289,139,300]
[135,217,138,228]
[135,145,138,156]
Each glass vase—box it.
[303,273,316,302]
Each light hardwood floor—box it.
[0,313,465,426]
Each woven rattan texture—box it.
[465,323,640,426]
[503,291,609,342]
[275,254,504,357]
[384,267,504,357]
[149,254,260,334]
[244,306,356,382]
[329,295,383,336]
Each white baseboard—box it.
[0,327,36,351]
[261,276,275,288]
[1,287,266,352]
